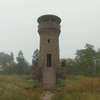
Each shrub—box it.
[57,79,65,88]
[33,80,40,88]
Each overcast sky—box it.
[0,0,100,63]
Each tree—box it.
[0,52,11,65]
[16,50,29,74]
[60,59,66,67]
[0,52,13,74]
[95,49,100,75]
[9,52,16,73]
[32,49,40,67]
[75,44,96,75]
[65,58,78,75]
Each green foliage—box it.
[75,43,96,75]
[0,52,11,65]
[15,50,30,74]
[32,49,40,67]
[0,75,100,100]
[65,58,78,75]
[0,75,42,100]
[17,75,32,81]
[0,43,100,76]
[52,76,100,100]
[0,83,26,100]
[0,75,41,100]
[60,59,66,67]
[33,80,40,88]
[0,51,31,75]
[62,43,100,76]
[0,52,15,74]
[57,79,65,88]
[52,92,100,100]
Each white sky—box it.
[0,0,100,63]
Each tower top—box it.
[37,14,61,24]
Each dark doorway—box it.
[47,54,52,67]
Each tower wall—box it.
[37,15,61,89]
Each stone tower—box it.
[37,14,61,89]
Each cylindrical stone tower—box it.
[37,14,61,89]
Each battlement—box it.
[37,14,61,24]
[37,14,61,33]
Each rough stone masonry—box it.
[37,14,61,89]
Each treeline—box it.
[61,44,100,76]
[0,50,31,74]
[0,43,100,76]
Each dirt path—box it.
[41,91,54,100]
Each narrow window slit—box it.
[47,54,52,67]
[48,39,50,43]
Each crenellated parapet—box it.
[38,15,61,33]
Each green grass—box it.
[0,75,42,100]
[52,76,100,100]
[0,75,100,100]
[52,92,100,100]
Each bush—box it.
[57,79,65,88]
[33,80,40,88]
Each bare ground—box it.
[41,91,54,100]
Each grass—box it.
[0,75,42,100]
[0,75,100,100]
[52,76,100,100]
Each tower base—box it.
[42,67,56,89]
